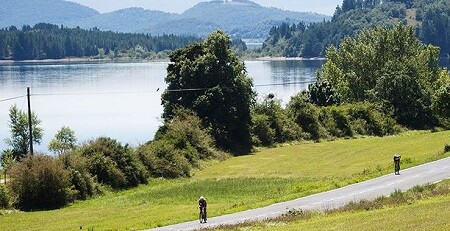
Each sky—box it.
[66,0,343,16]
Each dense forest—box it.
[0,23,201,60]
[262,0,450,58]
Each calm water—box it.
[0,60,325,152]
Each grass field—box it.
[0,130,449,230]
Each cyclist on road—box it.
[394,154,401,175]
[198,196,207,223]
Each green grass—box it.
[213,180,450,231]
[0,130,449,230]
[223,195,450,231]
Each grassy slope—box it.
[0,131,449,230]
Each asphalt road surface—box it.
[149,157,450,231]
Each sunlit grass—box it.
[202,180,450,231]
[195,130,450,182]
[0,130,449,230]
[216,195,450,231]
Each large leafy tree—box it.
[5,105,43,160]
[318,24,443,128]
[162,31,255,154]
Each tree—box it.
[317,24,442,128]
[5,105,43,160]
[48,126,77,155]
[431,70,450,127]
[0,150,15,184]
[162,31,255,154]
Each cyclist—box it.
[198,196,207,223]
[394,154,401,175]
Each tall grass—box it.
[0,130,449,230]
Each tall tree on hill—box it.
[162,31,255,154]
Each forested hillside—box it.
[0,23,200,60]
[1,0,329,39]
[262,0,450,58]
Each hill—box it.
[71,8,175,34]
[0,0,330,39]
[0,0,99,29]
[262,0,450,58]
[164,0,329,38]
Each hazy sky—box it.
[66,0,343,15]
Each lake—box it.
[0,59,326,152]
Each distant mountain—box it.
[157,0,329,38]
[0,0,330,39]
[70,8,175,33]
[0,0,99,29]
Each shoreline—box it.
[254,56,327,61]
[0,56,329,65]
[0,57,171,65]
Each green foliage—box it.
[308,79,340,106]
[48,126,77,154]
[5,104,43,160]
[58,153,98,200]
[9,155,74,211]
[262,0,450,58]
[0,149,15,183]
[431,70,450,128]
[78,137,147,189]
[162,31,255,154]
[139,108,226,178]
[287,92,401,140]
[418,0,450,56]
[252,97,303,146]
[0,23,200,60]
[287,94,329,141]
[251,114,276,146]
[318,24,443,128]
[0,184,9,208]
[138,139,191,178]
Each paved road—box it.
[149,157,450,231]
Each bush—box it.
[252,114,276,146]
[287,94,329,140]
[139,108,226,178]
[158,108,224,162]
[9,155,74,211]
[445,143,450,153]
[346,103,401,136]
[78,137,148,189]
[252,97,304,146]
[320,107,353,138]
[0,184,9,208]
[138,139,191,178]
[58,153,98,200]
